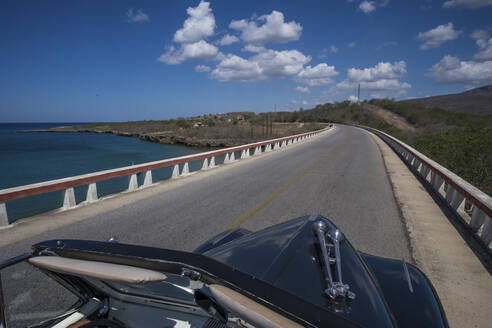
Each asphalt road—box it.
[0,125,412,326]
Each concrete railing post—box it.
[254,146,261,156]
[62,187,76,209]
[128,174,138,191]
[430,171,444,191]
[481,217,492,245]
[224,153,230,164]
[181,162,190,176]
[420,165,430,180]
[201,158,209,170]
[470,207,485,232]
[171,164,180,178]
[240,150,247,159]
[450,190,465,211]
[143,170,152,187]
[445,186,456,203]
[0,202,8,227]
[86,183,98,203]
[230,152,236,162]
[209,156,216,168]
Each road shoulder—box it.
[367,130,492,328]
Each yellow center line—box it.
[226,141,345,230]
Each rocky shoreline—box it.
[18,127,311,148]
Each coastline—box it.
[18,122,327,148]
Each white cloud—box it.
[470,29,489,41]
[195,65,211,72]
[348,42,356,48]
[211,49,311,82]
[126,8,149,23]
[474,39,492,61]
[158,40,220,64]
[211,54,263,81]
[158,2,220,65]
[242,44,266,53]
[471,30,492,61]
[173,1,216,44]
[418,23,462,50]
[296,86,310,94]
[217,34,239,46]
[443,0,492,8]
[319,46,338,58]
[333,61,411,98]
[347,61,407,81]
[428,55,492,85]
[338,78,411,92]
[296,63,339,86]
[359,1,377,13]
[348,95,359,102]
[229,10,302,44]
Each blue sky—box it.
[1,0,492,122]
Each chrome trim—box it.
[402,260,414,293]
[181,268,201,281]
[312,221,336,298]
[313,221,355,300]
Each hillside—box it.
[266,100,492,195]
[403,85,492,115]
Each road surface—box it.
[0,125,412,326]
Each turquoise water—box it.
[0,123,217,222]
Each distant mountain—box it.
[403,85,492,115]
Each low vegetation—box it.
[271,100,491,195]
[30,113,325,148]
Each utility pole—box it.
[358,83,360,104]
[271,105,276,136]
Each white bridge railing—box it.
[363,126,492,249]
[0,126,333,226]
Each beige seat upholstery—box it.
[209,284,303,328]
[29,256,166,284]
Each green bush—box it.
[176,118,191,129]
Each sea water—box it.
[0,123,213,223]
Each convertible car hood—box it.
[203,215,396,328]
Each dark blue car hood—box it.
[202,215,396,328]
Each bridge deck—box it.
[0,125,411,260]
[0,125,415,327]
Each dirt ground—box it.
[363,103,417,132]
